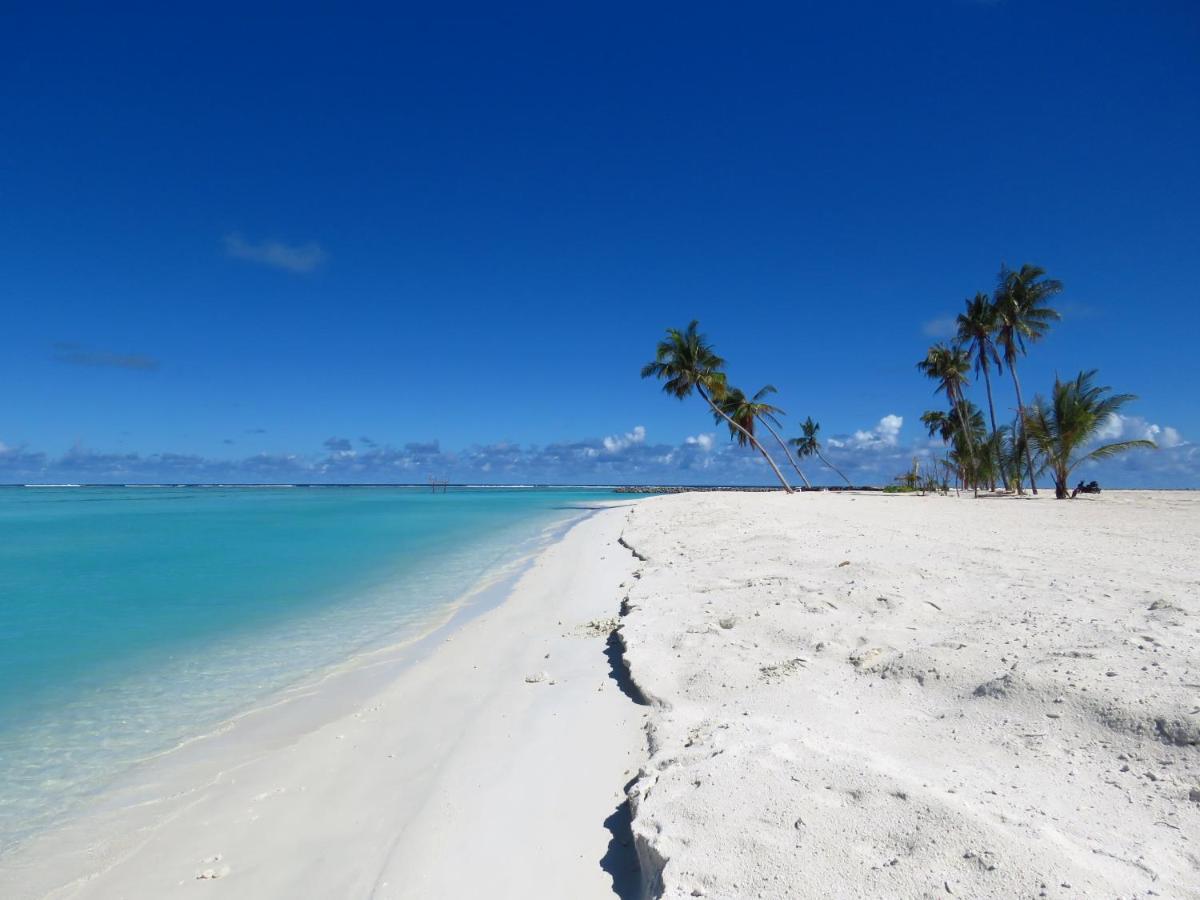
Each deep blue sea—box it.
[0,485,629,851]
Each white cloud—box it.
[877,414,903,444]
[1097,414,1184,449]
[685,433,715,452]
[224,233,327,273]
[602,425,646,454]
[922,317,957,338]
[830,413,904,450]
[1095,414,1122,441]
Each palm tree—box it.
[716,385,811,488]
[640,321,793,492]
[956,292,1006,486]
[790,417,852,487]
[922,401,987,490]
[995,263,1063,494]
[916,343,978,491]
[1023,370,1156,499]
[920,409,955,444]
[998,414,1040,492]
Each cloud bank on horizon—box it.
[1,414,1193,488]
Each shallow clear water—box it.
[0,485,629,850]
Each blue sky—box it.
[2,2,1197,485]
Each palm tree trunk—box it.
[758,418,812,488]
[951,391,978,497]
[816,449,852,487]
[1009,362,1038,494]
[980,358,1006,489]
[697,386,793,493]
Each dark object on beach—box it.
[1071,480,1101,498]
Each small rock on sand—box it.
[972,673,1015,699]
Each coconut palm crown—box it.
[639,320,728,401]
[916,343,972,405]
[1023,369,1156,499]
[790,417,851,487]
[920,409,956,444]
[994,264,1063,364]
[714,386,771,447]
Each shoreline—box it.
[1,501,648,899]
[0,504,580,855]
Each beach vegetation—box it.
[915,261,1151,499]
[641,321,794,492]
[715,385,812,489]
[917,343,978,494]
[1022,370,1156,499]
[955,292,1006,485]
[888,457,945,495]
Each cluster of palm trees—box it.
[640,321,851,493]
[918,263,1154,498]
[641,265,1155,500]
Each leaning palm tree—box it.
[916,343,978,491]
[640,321,793,491]
[791,417,851,486]
[716,385,811,488]
[995,263,1063,494]
[956,292,1006,485]
[1023,370,1156,499]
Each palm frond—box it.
[1075,439,1157,468]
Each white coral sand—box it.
[618,490,1200,899]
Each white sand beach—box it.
[5,490,1198,899]
[620,490,1200,898]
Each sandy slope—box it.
[0,505,646,900]
[618,490,1200,899]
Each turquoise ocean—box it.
[0,485,631,853]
